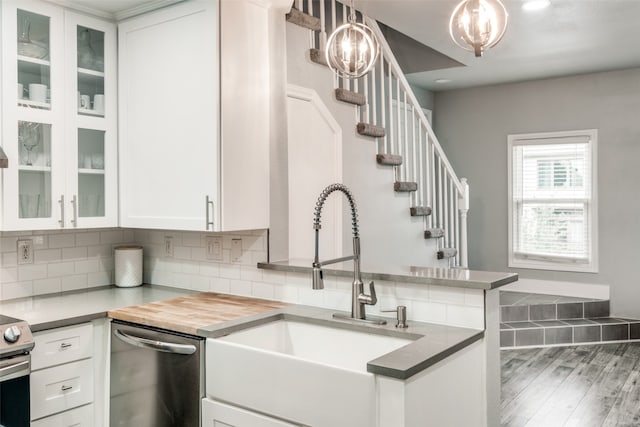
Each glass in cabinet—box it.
[17,8,52,110]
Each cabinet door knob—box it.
[60,342,72,349]
[61,385,73,392]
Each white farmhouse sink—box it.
[206,319,413,427]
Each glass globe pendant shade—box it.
[449,0,508,57]
[325,21,379,79]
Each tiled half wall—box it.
[0,228,485,329]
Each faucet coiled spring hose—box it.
[313,183,359,238]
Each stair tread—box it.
[394,181,418,192]
[424,228,445,238]
[437,248,457,259]
[335,88,366,106]
[377,154,402,166]
[286,7,321,31]
[410,206,432,217]
[357,122,386,137]
[309,48,328,66]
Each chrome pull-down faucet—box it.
[312,184,385,325]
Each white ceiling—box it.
[357,0,640,91]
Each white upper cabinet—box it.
[118,0,270,232]
[0,0,117,231]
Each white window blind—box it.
[508,131,598,272]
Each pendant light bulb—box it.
[325,1,379,79]
[449,0,508,57]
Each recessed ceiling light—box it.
[522,0,550,11]
[434,79,452,84]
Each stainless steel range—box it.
[0,315,35,427]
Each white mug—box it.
[93,94,105,114]
[80,94,90,109]
[18,83,23,99]
[29,83,47,102]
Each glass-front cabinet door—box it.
[1,0,65,230]
[65,12,116,228]
[0,1,116,230]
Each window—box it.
[508,130,598,272]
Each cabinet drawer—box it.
[30,359,94,421]
[31,403,94,427]
[202,399,300,427]
[32,323,93,370]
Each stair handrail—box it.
[365,18,464,196]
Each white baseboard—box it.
[501,278,609,300]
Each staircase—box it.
[500,291,640,348]
[286,0,469,267]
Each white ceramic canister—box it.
[114,245,143,288]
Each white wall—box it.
[281,22,447,268]
[434,67,640,318]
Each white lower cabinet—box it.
[30,403,94,427]
[30,323,97,423]
[202,399,300,427]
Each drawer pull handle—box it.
[61,385,73,392]
[60,342,72,349]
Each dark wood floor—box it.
[501,343,640,427]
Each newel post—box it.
[459,178,470,268]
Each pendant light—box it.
[325,0,379,79]
[449,0,508,57]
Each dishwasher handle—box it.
[113,329,196,355]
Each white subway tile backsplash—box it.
[2,281,33,299]
[18,264,47,281]
[181,232,202,247]
[411,300,448,324]
[240,266,262,282]
[219,264,241,280]
[429,285,466,305]
[35,249,62,263]
[229,279,252,297]
[33,277,62,295]
[75,232,100,247]
[1,227,487,332]
[75,259,100,274]
[446,305,484,329]
[191,247,207,261]
[88,271,112,287]
[88,244,112,258]
[298,288,324,307]
[100,230,124,245]
[48,234,76,249]
[173,246,191,260]
[180,261,200,275]
[47,261,75,278]
[0,267,18,283]
[2,253,17,267]
[464,289,485,307]
[0,237,17,253]
[62,247,87,261]
[199,263,219,277]
[273,284,299,303]
[61,274,88,291]
[251,282,275,300]
[210,277,231,293]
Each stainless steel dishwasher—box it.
[110,320,204,427]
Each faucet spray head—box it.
[312,265,324,290]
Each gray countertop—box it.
[0,285,194,332]
[1,285,484,379]
[259,259,518,290]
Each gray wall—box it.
[410,84,434,110]
[434,68,640,318]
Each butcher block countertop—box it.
[108,292,287,336]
